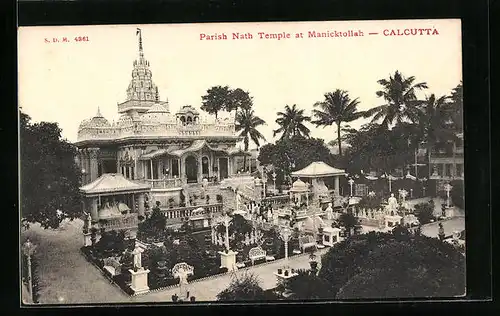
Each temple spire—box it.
[137,28,144,59]
[96,107,103,117]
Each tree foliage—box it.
[20,111,82,229]
[414,201,435,225]
[450,180,464,209]
[235,108,266,170]
[319,231,465,299]
[365,70,428,128]
[276,269,335,300]
[312,89,368,156]
[201,86,253,119]
[273,104,311,140]
[217,272,268,301]
[258,136,336,185]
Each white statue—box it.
[177,267,189,286]
[387,193,398,214]
[236,192,242,211]
[325,203,334,220]
[267,208,272,221]
[132,247,143,269]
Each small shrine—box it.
[322,226,342,246]
[80,173,151,246]
[289,179,310,206]
[291,161,346,204]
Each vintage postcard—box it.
[18,19,464,304]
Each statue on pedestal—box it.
[325,203,334,220]
[386,193,398,215]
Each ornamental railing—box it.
[160,203,223,220]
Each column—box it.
[150,159,154,180]
[88,148,99,182]
[197,155,203,183]
[90,197,99,223]
[442,163,446,178]
[137,193,145,217]
[180,157,186,180]
[334,176,340,196]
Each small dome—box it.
[117,114,133,127]
[291,179,309,192]
[141,103,171,124]
[78,119,91,131]
[83,108,111,129]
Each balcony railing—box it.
[262,194,290,205]
[100,214,139,230]
[160,203,223,220]
[137,177,184,189]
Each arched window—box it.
[187,116,193,124]
[180,116,186,125]
[202,156,209,177]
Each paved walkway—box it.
[21,220,129,304]
[21,219,326,304]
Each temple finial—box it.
[136,28,143,58]
[155,86,159,101]
[96,107,103,117]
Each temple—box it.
[75,30,251,210]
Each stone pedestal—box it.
[129,268,150,295]
[445,207,455,218]
[385,215,402,229]
[219,251,238,271]
[83,233,92,247]
[274,269,298,285]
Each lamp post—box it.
[399,189,408,224]
[444,183,453,208]
[261,167,267,198]
[22,238,37,303]
[278,225,292,264]
[348,179,355,197]
[272,171,277,194]
[221,213,232,251]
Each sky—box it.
[18,19,462,148]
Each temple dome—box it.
[117,114,134,127]
[79,108,110,130]
[291,179,309,192]
[141,103,171,124]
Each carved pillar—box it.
[197,154,203,183]
[138,193,145,217]
[180,157,186,180]
[334,176,340,197]
[90,197,99,223]
[88,148,100,182]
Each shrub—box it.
[414,202,434,225]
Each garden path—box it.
[21,218,327,304]
[21,219,129,304]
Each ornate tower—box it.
[117,29,162,114]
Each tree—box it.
[312,90,367,156]
[448,81,463,131]
[420,94,458,168]
[200,85,232,119]
[258,136,335,186]
[338,212,358,238]
[319,231,465,299]
[365,71,428,129]
[277,269,335,300]
[20,111,82,229]
[450,180,464,209]
[235,108,266,171]
[414,201,435,225]
[229,88,253,113]
[273,104,311,140]
[217,272,268,301]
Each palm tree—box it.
[365,71,428,129]
[273,104,311,140]
[448,81,463,131]
[312,90,368,156]
[235,108,266,171]
[419,94,458,175]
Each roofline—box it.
[74,135,244,147]
[80,187,150,197]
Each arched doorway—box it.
[185,155,198,183]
